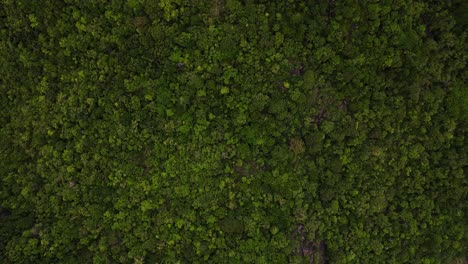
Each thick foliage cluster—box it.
[1,0,466,263]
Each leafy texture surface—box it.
[0,1,466,263]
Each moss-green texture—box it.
[0,1,466,263]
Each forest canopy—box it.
[0,0,466,263]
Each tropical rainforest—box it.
[0,0,467,263]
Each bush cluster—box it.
[1,1,466,263]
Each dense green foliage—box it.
[1,0,466,263]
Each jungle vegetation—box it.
[0,0,467,263]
